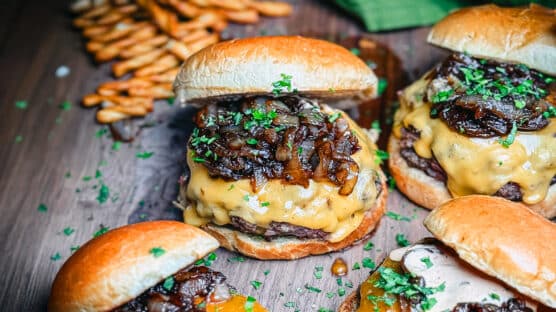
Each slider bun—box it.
[425,195,556,308]
[337,291,359,312]
[173,36,378,105]
[427,4,556,76]
[387,130,556,217]
[48,221,219,312]
[199,173,387,259]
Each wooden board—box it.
[0,0,450,311]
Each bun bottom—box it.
[196,174,387,260]
[338,290,359,312]
[388,135,556,218]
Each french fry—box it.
[73,17,95,28]
[208,0,247,11]
[221,9,259,24]
[210,18,228,32]
[145,67,179,83]
[80,3,111,19]
[144,0,180,37]
[248,1,293,17]
[97,88,119,96]
[134,54,179,77]
[98,78,153,92]
[95,11,126,25]
[97,109,131,123]
[86,41,105,53]
[180,28,209,44]
[114,4,139,14]
[174,11,221,34]
[84,94,153,107]
[82,17,133,38]
[167,0,201,18]
[118,34,168,59]
[129,83,174,99]
[188,0,211,7]
[70,0,108,13]
[104,104,149,116]
[91,21,149,43]
[166,39,193,61]
[83,93,104,107]
[95,24,157,62]
[188,33,219,53]
[112,48,166,77]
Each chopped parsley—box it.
[167,97,175,106]
[313,266,323,279]
[261,201,270,207]
[264,269,270,275]
[395,233,410,247]
[244,296,256,312]
[112,141,122,151]
[490,293,501,300]
[362,257,376,269]
[15,100,28,109]
[50,252,62,261]
[328,112,342,123]
[243,195,250,201]
[297,147,303,155]
[195,252,217,266]
[70,245,80,253]
[250,280,262,290]
[271,73,293,95]
[63,227,75,236]
[246,138,258,145]
[375,149,389,164]
[377,78,388,96]
[37,203,48,213]
[304,284,322,293]
[228,256,245,262]
[385,211,411,222]
[498,121,517,148]
[350,48,360,56]
[149,247,166,258]
[432,89,454,103]
[136,151,154,159]
[284,301,296,308]
[514,99,526,109]
[363,241,374,251]
[228,184,235,191]
[543,105,556,118]
[95,169,102,178]
[14,135,23,143]
[95,128,108,138]
[352,262,361,270]
[243,108,277,129]
[371,120,381,134]
[59,100,72,111]
[93,225,109,238]
[96,183,109,204]
[163,277,174,291]
[338,287,346,297]
[82,176,92,181]
[421,257,433,269]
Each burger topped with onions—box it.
[388,4,556,217]
[173,36,387,260]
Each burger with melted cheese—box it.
[173,36,387,260]
[339,195,556,311]
[388,4,556,217]
[48,221,267,312]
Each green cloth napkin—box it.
[334,0,555,32]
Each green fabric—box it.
[334,0,556,32]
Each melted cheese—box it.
[206,294,267,312]
[182,109,381,243]
[393,76,556,204]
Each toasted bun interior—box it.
[48,221,219,312]
[425,195,556,308]
[173,36,378,104]
[427,4,556,76]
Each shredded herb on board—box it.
[244,296,256,312]
[93,225,109,238]
[37,203,48,213]
[50,253,62,261]
[15,100,28,110]
[97,184,109,204]
[395,233,410,247]
[136,151,154,159]
[250,280,262,290]
[385,211,411,222]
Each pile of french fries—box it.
[71,0,292,123]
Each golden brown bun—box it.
[388,133,556,217]
[173,36,378,105]
[48,221,219,312]
[425,196,556,308]
[427,4,556,76]
[200,173,387,260]
[337,290,359,312]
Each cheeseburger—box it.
[339,195,556,311]
[388,5,556,216]
[48,221,267,312]
[173,36,387,259]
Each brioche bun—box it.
[48,221,219,312]
[173,36,378,105]
[427,4,556,76]
[425,195,556,308]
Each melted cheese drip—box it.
[183,109,381,243]
[393,76,556,204]
[206,294,267,312]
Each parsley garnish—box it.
[195,252,217,266]
[375,149,389,164]
[112,141,122,151]
[37,203,48,213]
[50,252,62,261]
[421,257,433,269]
[328,112,342,123]
[363,241,374,251]
[63,227,75,236]
[313,266,323,279]
[243,195,250,201]
[395,233,410,247]
[228,256,245,262]
[136,151,154,159]
[377,78,388,96]
[385,211,411,222]
[514,99,526,109]
[261,201,270,207]
[362,257,376,269]
[352,262,360,270]
[247,138,258,145]
[490,293,500,300]
[371,120,381,134]
[93,225,109,238]
[264,269,270,275]
[15,100,28,110]
[59,101,71,111]
[304,284,322,293]
[97,183,109,204]
[498,121,517,148]
[250,280,262,290]
[297,147,303,155]
[432,89,454,103]
[244,296,256,312]
[149,247,165,258]
[14,135,23,143]
[70,245,80,253]
[163,277,174,291]
[338,287,346,297]
[272,73,293,95]
[350,48,360,56]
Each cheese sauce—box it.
[183,110,382,243]
[393,76,556,204]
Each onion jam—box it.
[188,96,361,195]
[112,266,228,312]
[426,53,555,137]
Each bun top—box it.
[173,36,378,104]
[48,221,219,312]
[424,195,556,308]
[427,4,556,76]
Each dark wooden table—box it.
[0,1,449,311]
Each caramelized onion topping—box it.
[188,96,361,195]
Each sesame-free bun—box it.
[198,173,387,260]
[427,4,556,76]
[425,195,556,308]
[48,221,219,312]
[173,36,378,105]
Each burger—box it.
[173,36,387,260]
[48,221,267,311]
[387,4,556,217]
[339,195,556,311]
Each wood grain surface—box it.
[0,0,450,311]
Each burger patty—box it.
[426,53,555,137]
[399,126,556,202]
[452,298,532,312]
[113,266,228,312]
[189,96,361,195]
